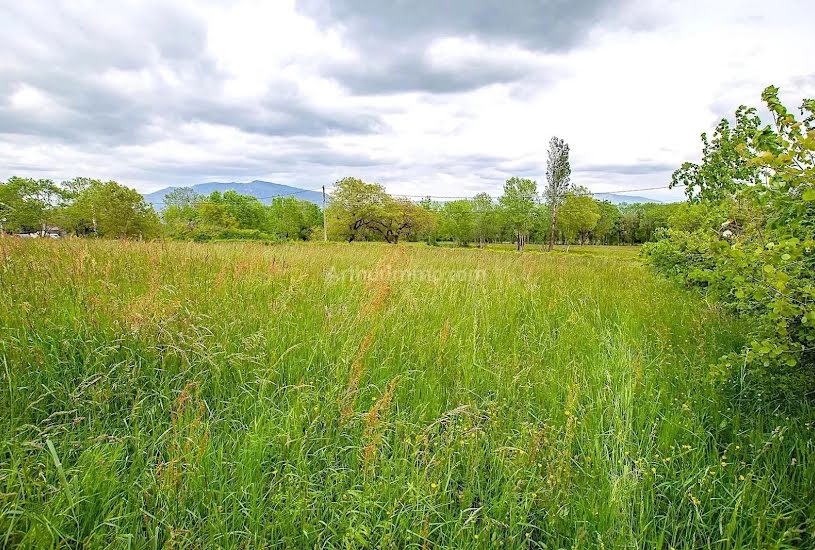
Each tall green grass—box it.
[1,238,812,548]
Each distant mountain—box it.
[592,193,661,205]
[143,181,661,209]
[144,180,324,208]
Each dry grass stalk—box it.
[363,375,400,464]
[340,330,376,420]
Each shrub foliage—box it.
[644,86,815,394]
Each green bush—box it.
[643,86,815,398]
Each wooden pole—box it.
[322,185,327,242]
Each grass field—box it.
[432,242,642,260]
[1,238,813,548]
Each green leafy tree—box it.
[161,187,202,237]
[163,187,201,209]
[593,201,621,244]
[666,201,724,233]
[530,203,552,244]
[471,192,499,247]
[438,200,475,246]
[327,177,435,243]
[327,177,389,242]
[268,196,321,240]
[374,198,437,243]
[557,188,600,245]
[417,197,440,245]
[61,177,98,200]
[638,203,678,242]
[59,178,103,235]
[218,191,268,230]
[545,137,571,251]
[198,198,239,230]
[0,177,64,234]
[618,205,641,245]
[70,180,160,238]
[499,177,538,251]
[671,106,763,202]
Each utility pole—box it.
[322,185,327,242]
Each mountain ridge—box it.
[143,181,662,208]
[592,192,661,204]
[143,180,324,208]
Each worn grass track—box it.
[1,238,813,548]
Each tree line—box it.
[0,177,160,238]
[0,178,321,242]
[1,136,685,247]
[326,176,688,249]
[0,173,687,246]
[159,187,321,242]
[324,136,686,249]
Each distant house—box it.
[15,225,63,239]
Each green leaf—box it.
[803,188,815,201]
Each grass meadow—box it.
[1,238,813,548]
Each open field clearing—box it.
[480,243,642,261]
[1,238,813,548]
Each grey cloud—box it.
[203,99,387,138]
[575,162,675,175]
[298,0,619,52]
[3,2,209,73]
[127,139,391,184]
[298,0,631,94]
[392,153,508,174]
[0,70,385,147]
[327,56,541,95]
[0,2,386,148]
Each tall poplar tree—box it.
[545,137,571,251]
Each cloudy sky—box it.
[1,0,813,200]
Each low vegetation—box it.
[2,238,814,548]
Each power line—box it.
[387,184,686,201]
[383,184,686,201]
[600,184,686,195]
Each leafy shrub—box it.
[643,86,815,398]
